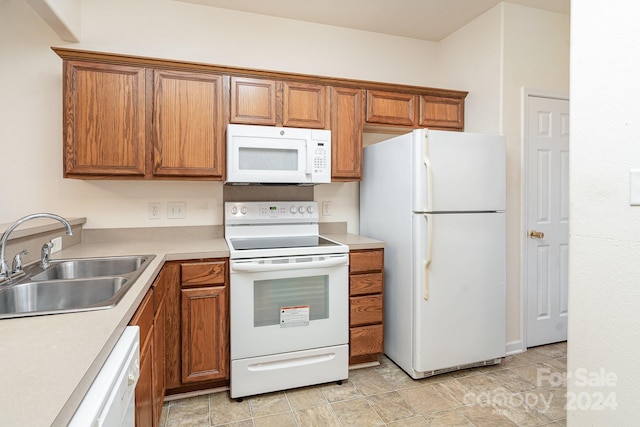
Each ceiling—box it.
[175,0,570,41]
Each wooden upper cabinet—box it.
[331,87,363,181]
[230,77,328,129]
[230,77,277,125]
[365,90,418,126]
[63,61,146,177]
[282,82,328,129]
[152,70,226,178]
[419,95,464,129]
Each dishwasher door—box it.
[69,326,140,427]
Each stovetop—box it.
[224,201,348,259]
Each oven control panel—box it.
[225,201,319,224]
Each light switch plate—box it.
[630,169,640,205]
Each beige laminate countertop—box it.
[0,237,229,427]
[0,231,381,427]
[323,233,385,251]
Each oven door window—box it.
[254,275,329,327]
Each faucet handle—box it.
[41,241,54,269]
[12,249,29,274]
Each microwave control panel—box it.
[311,142,329,176]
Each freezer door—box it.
[413,212,506,374]
[413,129,506,212]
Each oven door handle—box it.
[231,255,348,272]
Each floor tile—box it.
[293,404,342,426]
[249,392,291,418]
[367,391,417,423]
[331,396,385,426]
[252,411,297,427]
[209,391,252,426]
[286,385,329,410]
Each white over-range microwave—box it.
[226,124,332,185]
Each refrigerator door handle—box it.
[424,213,433,300]
[423,139,433,210]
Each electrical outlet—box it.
[322,201,331,216]
[167,201,186,219]
[51,237,63,253]
[148,202,161,219]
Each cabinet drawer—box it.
[130,289,154,347]
[181,261,226,287]
[350,324,384,357]
[350,295,383,327]
[350,273,383,296]
[350,250,383,274]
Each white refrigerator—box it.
[360,128,506,379]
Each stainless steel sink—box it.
[0,255,154,319]
[31,256,151,281]
[0,277,128,317]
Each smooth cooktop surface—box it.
[229,235,341,251]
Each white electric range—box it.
[225,201,349,399]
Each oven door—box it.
[230,253,349,360]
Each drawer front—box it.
[350,324,384,357]
[350,249,383,274]
[350,273,383,296]
[181,261,226,287]
[350,295,383,327]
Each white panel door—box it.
[526,95,569,347]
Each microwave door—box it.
[231,138,307,183]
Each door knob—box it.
[529,230,544,239]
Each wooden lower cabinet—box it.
[181,286,228,383]
[165,259,230,395]
[349,249,384,365]
[130,266,169,427]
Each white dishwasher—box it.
[69,326,140,427]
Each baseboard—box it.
[506,340,526,355]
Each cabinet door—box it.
[162,262,182,391]
[419,95,464,130]
[152,70,226,178]
[230,77,277,125]
[63,61,146,177]
[365,90,418,126]
[131,289,154,427]
[136,338,154,427]
[181,286,229,383]
[282,82,328,129]
[331,87,363,181]
[152,296,166,427]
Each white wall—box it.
[568,0,640,424]
[438,3,569,348]
[0,0,439,230]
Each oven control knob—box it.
[306,205,314,214]
[298,206,306,214]
[240,206,248,215]
[290,206,297,214]
[231,207,238,215]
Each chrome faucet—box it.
[0,213,73,280]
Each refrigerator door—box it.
[413,129,506,213]
[412,211,506,375]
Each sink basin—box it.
[0,277,128,318]
[0,254,155,319]
[31,255,152,281]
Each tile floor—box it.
[160,342,567,427]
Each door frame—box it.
[520,88,569,351]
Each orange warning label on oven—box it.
[280,305,310,328]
